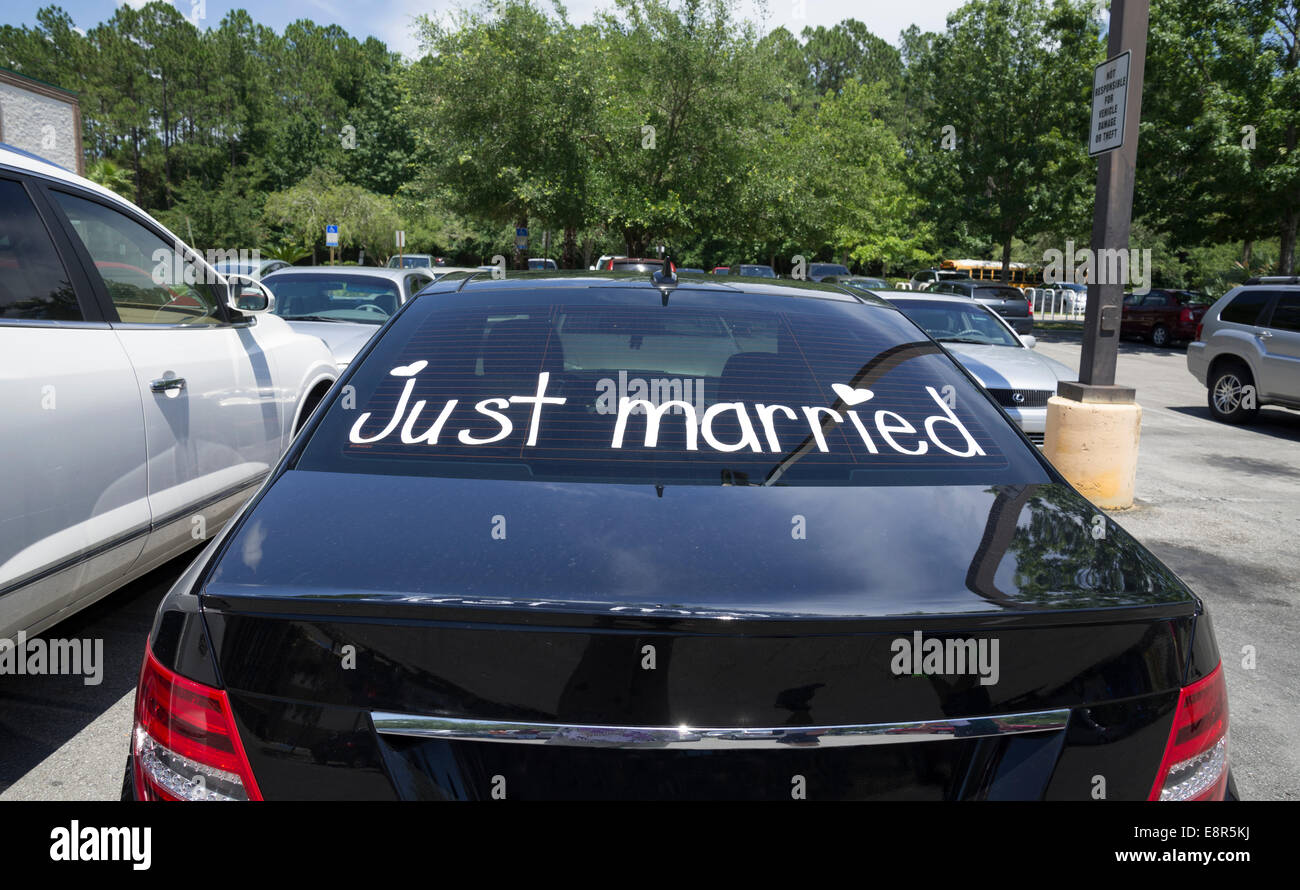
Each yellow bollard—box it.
[1042,395,1142,510]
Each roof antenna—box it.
[652,245,677,306]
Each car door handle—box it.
[1257,330,1273,340]
[150,377,186,393]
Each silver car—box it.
[0,146,338,639]
[1186,278,1300,423]
[880,291,1073,445]
[261,266,436,369]
[211,256,292,280]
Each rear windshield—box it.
[974,286,1025,300]
[296,289,1048,486]
[265,274,401,324]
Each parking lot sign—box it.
[1089,51,1130,157]
[325,224,339,247]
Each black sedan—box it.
[125,272,1231,800]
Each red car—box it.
[1120,289,1208,347]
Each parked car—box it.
[528,258,558,271]
[262,266,435,369]
[386,254,438,269]
[928,280,1034,334]
[726,264,777,278]
[600,256,663,273]
[428,266,479,279]
[710,266,729,274]
[677,267,705,275]
[881,292,1072,445]
[909,269,973,291]
[807,262,851,281]
[211,256,292,280]
[124,271,1231,801]
[0,145,337,640]
[824,275,889,292]
[1121,289,1208,347]
[1186,277,1300,423]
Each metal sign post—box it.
[396,229,405,268]
[1044,0,1149,510]
[1068,0,1148,401]
[326,225,339,266]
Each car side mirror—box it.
[225,274,275,314]
[1020,334,1037,349]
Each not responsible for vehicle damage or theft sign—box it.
[326,224,339,246]
[1089,51,1129,157]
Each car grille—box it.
[987,389,1053,408]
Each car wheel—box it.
[1208,362,1259,424]
[1150,324,1170,347]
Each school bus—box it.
[939,259,1044,289]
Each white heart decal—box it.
[831,383,874,405]
[390,360,429,377]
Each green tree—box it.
[908,0,1101,278]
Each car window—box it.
[1143,294,1169,307]
[1265,293,1300,332]
[0,179,81,321]
[264,273,401,324]
[298,291,1049,487]
[973,287,1024,301]
[892,299,1021,347]
[52,191,223,325]
[1219,290,1271,325]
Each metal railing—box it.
[1027,287,1087,323]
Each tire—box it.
[1207,362,1259,424]
[1150,324,1170,347]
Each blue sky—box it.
[2,1,970,57]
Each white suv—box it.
[0,145,338,638]
[1186,278,1300,423]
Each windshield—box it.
[812,264,850,277]
[889,299,1022,347]
[264,274,401,324]
[297,289,1048,487]
[737,265,777,277]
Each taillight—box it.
[1195,321,1204,341]
[1148,663,1229,801]
[1027,300,1033,316]
[1180,307,1193,324]
[132,645,262,801]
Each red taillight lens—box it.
[1180,307,1193,324]
[132,645,262,801]
[1027,300,1033,316]
[1148,662,1229,801]
[1195,322,1204,341]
